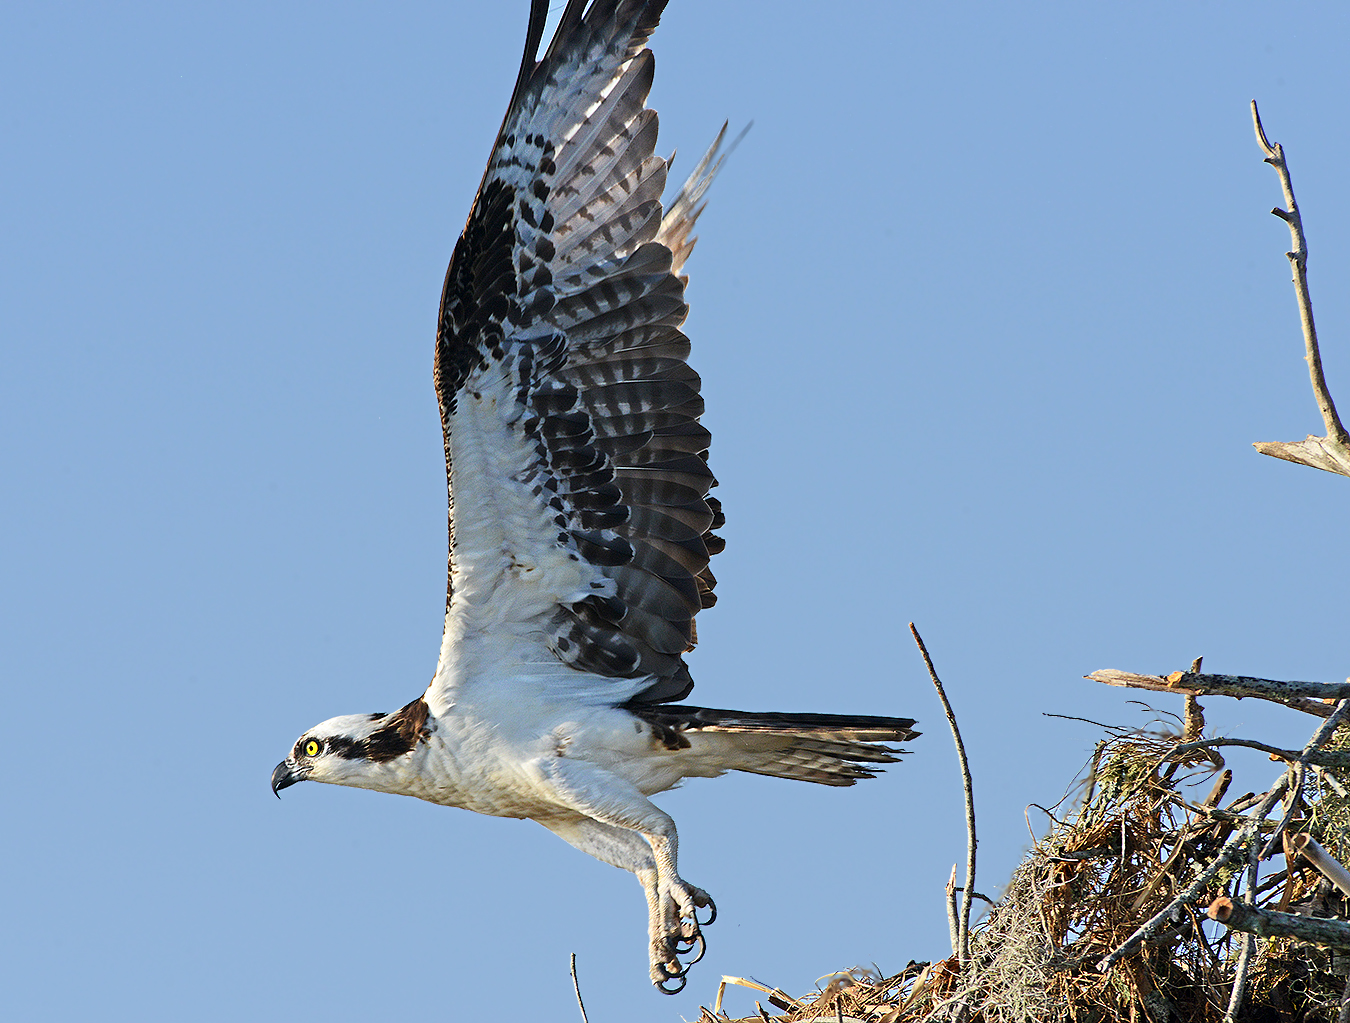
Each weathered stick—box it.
[1318,765,1349,798]
[569,953,589,1023]
[945,865,960,957]
[1293,834,1350,898]
[1209,897,1350,947]
[713,976,801,1017]
[1167,791,1280,827]
[911,624,976,974]
[1087,669,1347,716]
[1167,736,1350,770]
[1249,100,1350,477]
[1223,835,1262,1023]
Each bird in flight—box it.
[271,0,918,993]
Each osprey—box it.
[272,0,919,993]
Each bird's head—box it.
[271,698,430,797]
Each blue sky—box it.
[3,2,1348,1020]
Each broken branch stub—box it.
[1210,896,1350,948]
[1293,835,1350,899]
[1086,668,1349,716]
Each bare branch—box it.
[1166,736,1350,770]
[1293,834,1350,898]
[1318,765,1350,798]
[945,865,960,957]
[1209,896,1350,948]
[569,953,589,1023]
[911,623,976,973]
[1249,99,1350,477]
[1087,668,1348,716]
[1222,832,1263,1023]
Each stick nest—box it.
[707,715,1350,1023]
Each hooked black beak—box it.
[271,760,302,798]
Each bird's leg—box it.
[534,760,716,991]
[636,822,715,990]
[644,826,715,941]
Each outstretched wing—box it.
[432,0,727,704]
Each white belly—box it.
[405,690,692,818]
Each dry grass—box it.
[703,712,1350,1023]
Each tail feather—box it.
[630,704,920,787]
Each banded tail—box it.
[631,705,920,786]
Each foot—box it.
[649,879,716,993]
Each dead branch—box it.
[1167,736,1350,770]
[1209,896,1350,947]
[1249,100,1350,477]
[1087,668,1348,716]
[569,953,589,1023]
[911,624,976,972]
[945,865,960,957]
[1318,764,1349,797]
[1228,771,1274,1023]
[716,976,805,1016]
[1294,834,1350,898]
[1166,789,1282,827]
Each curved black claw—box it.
[673,930,706,966]
[656,972,687,995]
[661,954,692,980]
[695,896,717,928]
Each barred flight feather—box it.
[630,706,921,786]
[433,0,735,700]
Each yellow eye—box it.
[303,739,321,758]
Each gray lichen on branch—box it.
[1209,896,1350,948]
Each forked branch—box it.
[1249,99,1350,477]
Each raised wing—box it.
[433,0,726,704]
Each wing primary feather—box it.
[659,121,750,274]
[435,0,742,702]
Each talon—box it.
[674,931,706,965]
[656,972,687,995]
[662,956,690,980]
[695,895,717,928]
